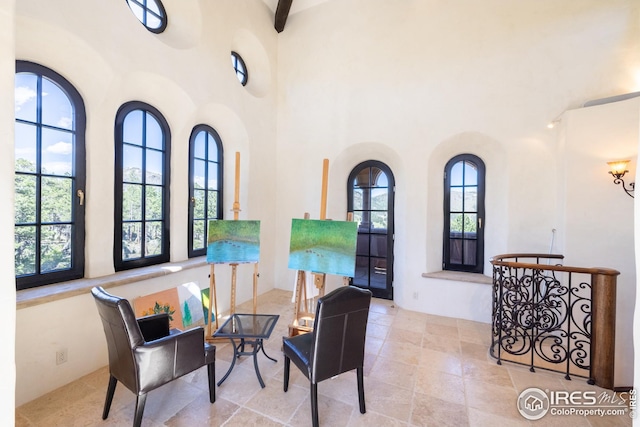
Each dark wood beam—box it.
[274,0,293,33]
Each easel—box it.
[206,152,259,343]
[288,159,351,337]
[288,213,323,337]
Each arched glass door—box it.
[348,161,395,300]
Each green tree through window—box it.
[114,102,170,271]
[14,62,86,290]
[443,154,485,273]
[188,125,223,258]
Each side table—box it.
[213,313,279,388]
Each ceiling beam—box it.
[274,0,293,33]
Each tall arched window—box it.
[347,161,395,300]
[114,102,171,271]
[14,61,86,290]
[443,154,485,273]
[188,125,223,258]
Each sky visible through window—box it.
[126,0,166,32]
[14,71,78,281]
[231,52,247,86]
[15,73,74,177]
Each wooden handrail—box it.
[490,253,619,389]
[490,254,619,277]
[491,253,565,261]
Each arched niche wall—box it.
[426,132,507,274]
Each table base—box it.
[218,337,278,388]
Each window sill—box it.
[421,270,492,285]
[16,258,208,310]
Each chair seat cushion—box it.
[283,332,313,379]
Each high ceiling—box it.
[262,0,330,32]
[261,0,329,16]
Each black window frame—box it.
[231,51,248,86]
[125,0,168,34]
[14,61,86,290]
[114,101,171,271]
[187,124,224,258]
[347,160,395,300]
[443,153,485,273]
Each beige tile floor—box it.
[15,289,632,427]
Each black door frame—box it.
[347,160,395,300]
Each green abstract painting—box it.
[288,219,357,277]
[206,220,260,264]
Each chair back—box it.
[310,286,372,383]
[91,286,144,392]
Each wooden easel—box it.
[289,159,352,337]
[206,152,259,342]
[288,212,325,337]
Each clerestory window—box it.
[231,51,248,86]
[126,0,168,33]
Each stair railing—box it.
[490,253,619,389]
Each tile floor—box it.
[15,289,633,426]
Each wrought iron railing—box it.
[490,254,619,389]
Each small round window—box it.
[231,51,248,86]
[126,0,167,33]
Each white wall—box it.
[634,107,640,427]
[13,0,279,406]
[15,266,211,406]
[10,0,640,407]
[1,0,16,425]
[275,0,639,387]
[560,97,639,387]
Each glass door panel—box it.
[348,161,395,300]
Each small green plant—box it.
[143,301,176,321]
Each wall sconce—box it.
[607,160,635,198]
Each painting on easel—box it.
[206,220,261,264]
[288,219,358,277]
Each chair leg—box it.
[133,393,147,427]
[102,375,117,420]
[310,382,319,427]
[283,356,290,392]
[357,366,366,414]
[207,362,216,403]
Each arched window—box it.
[443,154,485,273]
[114,102,171,271]
[126,0,168,33]
[347,161,395,300]
[14,61,86,290]
[188,125,223,258]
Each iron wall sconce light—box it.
[607,160,635,198]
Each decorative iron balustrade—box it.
[490,254,619,389]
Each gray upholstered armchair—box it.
[91,286,216,427]
[283,285,372,427]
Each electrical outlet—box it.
[412,291,419,300]
[56,349,68,365]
